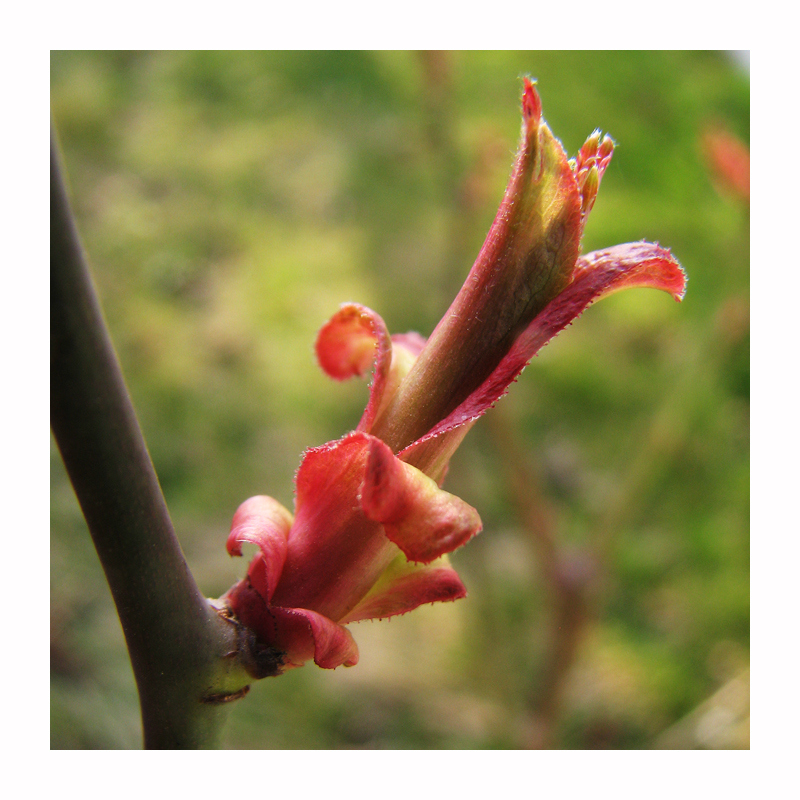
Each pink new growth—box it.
[223,79,686,672]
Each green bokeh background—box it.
[50,51,749,749]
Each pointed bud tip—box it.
[578,130,614,174]
[522,77,542,127]
[573,131,615,213]
[580,130,601,161]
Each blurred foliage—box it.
[50,51,749,749]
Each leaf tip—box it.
[521,76,542,128]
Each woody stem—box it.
[50,131,253,748]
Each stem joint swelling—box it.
[209,598,287,680]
